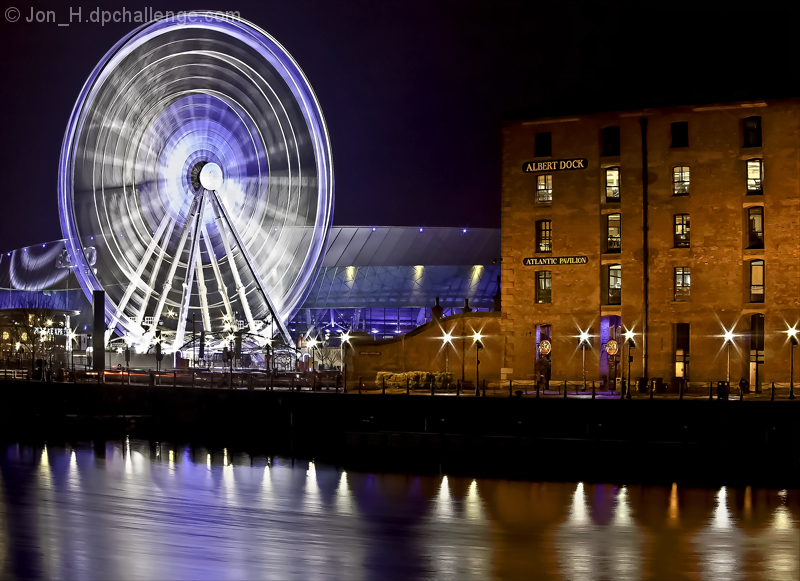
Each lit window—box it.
[674,267,691,301]
[605,167,620,201]
[746,159,763,194]
[674,323,690,379]
[2,331,8,340]
[21,332,28,341]
[536,174,553,203]
[748,207,764,248]
[536,220,552,253]
[606,213,621,253]
[608,264,621,305]
[535,271,552,304]
[674,214,690,248]
[673,166,690,195]
[743,116,762,148]
[749,260,764,303]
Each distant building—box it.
[501,99,800,390]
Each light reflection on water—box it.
[0,442,798,581]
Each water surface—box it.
[1,441,797,580]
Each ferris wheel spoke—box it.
[200,223,235,325]
[172,192,207,351]
[107,214,174,336]
[210,191,257,335]
[143,195,201,345]
[209,189,294,346]
[196,241,212,332]
[134,217,176,326]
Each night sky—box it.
[1,0,797,252]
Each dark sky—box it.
[1,0,797,251]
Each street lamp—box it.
[307,337,318,371]
[722,327,735,384]
[624,329,635,399]
[340,332,351,392]
[474,332,483,396]
[578,329,591,392]
[788,326,798,400]
[441,331,453,372]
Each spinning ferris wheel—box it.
[57,11,334,353]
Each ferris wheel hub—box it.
[198,162,223,191]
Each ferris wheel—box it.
[57,11,334,352]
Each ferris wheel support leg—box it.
[210,198,257,334]
[108,214,174,339]
[200,223,234,324]
[196,244,212,332]
[143,196,199,345]
[172,192,207,352]
[135,217,176,327]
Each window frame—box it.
[535,132,552,158]
[673,214,691,248]
[743,116,762,148]
[535,271,552,304]
[605,167,620,202]
[606,213,621,253]
[749,259,765,303]
[601,126,620,157]
[536,174,553,204]
[673,166,690,196]
[607,264,621,305]
[674,266,691,301]
[671,122,689,148]
[746,159,763,195]
[535,219,552,253]
[747,206,764,249]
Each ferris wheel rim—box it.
[57,11,334,350]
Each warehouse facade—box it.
[501,99,800,390]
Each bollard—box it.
[679,378,683,400]
[563,380,567,399]
[709,381,713,400]
[649,379,654,400]
[456,379,461,396]
[128,370,131,386]
[311,374,316,392]
[358,376,362,394]
[536,379,540,398]
[741,381,745,401]
[270,371,274,391]
[431,379,435,396]
[406,376,410,395]
[173,371,177,388]
[291,375,294,391]
[382,376,386,395]
[771,381,775,401]
[592,380,595,399]
[343,364,348,393]
[248,374,254,391]
[149,369,155,387]
[509,379,513,398]
[482,379,486,398]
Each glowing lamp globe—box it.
[199,162,223,191]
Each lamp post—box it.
[340,332,351,392]
[578,329,590,393]
[723,328,735,385]
[307,337,318,372]
[474,332,483,396]
[460,331,466,383]
[789,327,798,400]
[624,330,635,399]
[442,331,452,372]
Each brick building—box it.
[500,99,800,391]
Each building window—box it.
[535,271,552,304]
[743,116,762,148]
[747,207,764,249]
[749,259,764,303]
[535,132,552,157]
[536,174,553,203]
[608,264,621,305]
[674,323,690,379]
[746,159,763,194]
[674,214,690,248]
[602,126,620,157]
[605,167,620,202]
[536,220,552,252]
[673,166,690,195]
[674,267,691,301]
[606,213,621,253]
[671,122,689,148]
